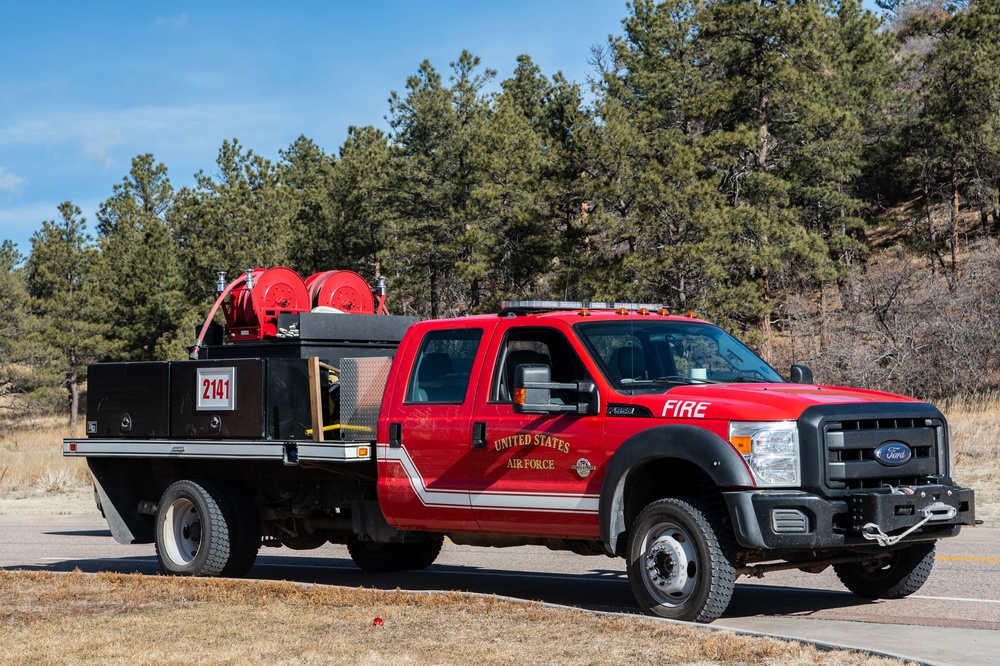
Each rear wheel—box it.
[155,479,233,576]
[626,497,736,623]
[834,543,936,599]
[408,535,445,570]
[283,533,329,550]
[219,485,260,578]
[347,537,418,573]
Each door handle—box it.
[472,422,487,449]
[389,422,402,448]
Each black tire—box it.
[347,537,419,573]
[626,497,736,623]
[219,485,260,578]
[155,479,233,576]
[283,533,330,550]
[834,543,936,599]
[407,535,445,570]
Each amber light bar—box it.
[502,300,666,312]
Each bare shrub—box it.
[33,467,78,494]
[787,239,1000,400]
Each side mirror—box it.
[790,364,814,384]
[513,365,553,412]
[513,365,599,415]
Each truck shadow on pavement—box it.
[7,549,874,620]
[45,530,114,538]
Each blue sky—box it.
[0,2,629,255]
[1,2,886,258]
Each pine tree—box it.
[502,57,594,300]
[910,0,1000,280]
[95,154,190,360]
[334,126,396,280]
[386,52,495,317]
[0,241,29,419]
[466,87,554,308]
[24,203,108,430]
[698,0,892,355]
[282,135,340,276]
[588,0,736,317]
[172,139,296,305]
[283,130,393,281]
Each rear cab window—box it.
[406,328,483,403]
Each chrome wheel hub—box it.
[642,526,697,604]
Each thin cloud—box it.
[0,167,26,194]
[0,103,284,170]
[82,125,122,170]
[156,13,189,29]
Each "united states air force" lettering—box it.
[493,433,571,454]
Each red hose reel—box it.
[304,270,375,314]
[223,267,312,341]
[218,267,383,343]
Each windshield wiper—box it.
[651,376,718,385]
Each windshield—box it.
[574,320,784,394]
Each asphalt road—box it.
[2,515,999,666]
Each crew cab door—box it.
[468,323,604,537]
[378,324,491,532]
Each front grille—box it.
[824,416,942,490]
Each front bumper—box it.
[723,484,975,551]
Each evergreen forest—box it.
[5,0,1000,428]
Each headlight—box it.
[729,421,800,487]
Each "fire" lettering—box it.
[661,400,711,419]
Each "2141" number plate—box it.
[196,367,236,411]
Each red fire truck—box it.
[65,267,975,622]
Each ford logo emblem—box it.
[874,441,912,466]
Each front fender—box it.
[599,424,753,555]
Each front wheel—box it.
[626,497,736,623]
[834,542,936,599]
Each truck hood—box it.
[631,383,923,422]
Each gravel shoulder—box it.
[0,486,99,517]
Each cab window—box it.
[493,328,586,403]
[406,328,483,403]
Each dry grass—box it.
[0,398,996,521]
[0,410,985,664]
[0,424,90,496]
[0,570,910,666]
[941,394,1000,524]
